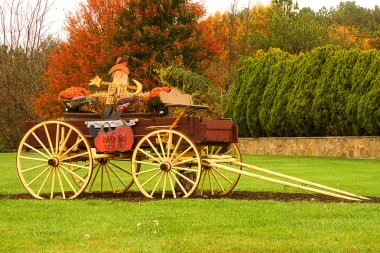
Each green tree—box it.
[116,0,217,86]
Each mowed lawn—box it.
[1,152,379,252]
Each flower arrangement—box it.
[146,87,172,106]
[146,87,172,116]
[58,87,91,111]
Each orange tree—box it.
[34,0,126,120]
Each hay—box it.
[82,92,150,114]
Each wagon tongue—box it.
[202,158,369,202]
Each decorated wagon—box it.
[16,57,368,201]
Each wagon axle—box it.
[47,157,60,167]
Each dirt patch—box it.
[1,191,379,203]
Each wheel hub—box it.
[48,157,60,167]
[160,162,172,172]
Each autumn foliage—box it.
[34,0,126,120]
[34,0,219,119]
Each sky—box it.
[49,0,380,37]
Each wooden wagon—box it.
[16,87,368,201]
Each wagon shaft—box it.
[202,158,369,201]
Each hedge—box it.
[225,46,380,137]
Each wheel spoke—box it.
[104,164,116,193]
[141,171,162,187]
[172,157,198,167]
[135,160,160,167]
[169,136,182,161]
[162,173,167,198]
[213,168,234,184]
[172,166,198,172]
[224,148,235,155]
[107,164,128,187]
[60,151,89,162]
[134,167,160,176]
[200,170,207,195]
[170,171,188,196]
[100,164,104,192]
[31,132,53,158]
[50,167,56,199]
[210,169,225,193]
[167,132,172,161]
[57,128,73,157]
[208,170,214,195]
[59,166,78,194]
[36,167,53,196]
[213,146,223,155]
[168,172,176,198]
[137,148,162,163]
[21,163,48,173]
[71,163,90,172]
[108,161,131,175]
[87,163,101,192]
[20,156,48,162]
[24,142,51,160]
[55,123,60,156]
[56,167,66,199]
[59,136,84,159]
[149,172,164,197]
[61,165,86,182]
[173,170,195,185]
[44,125,55,157]
[26,166,50,186]
[61,161,89,170]
[171,146,193,164]
[157,133,167,161]
[146,138,164,161]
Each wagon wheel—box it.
[199,143,242,196]
[131,129,201,198]
[16,121,93,199]
[80,157,137,193]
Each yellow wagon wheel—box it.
[16,120,93,199]
[82,157,136,193]
[131,129,201,198]
[199,143,242,196]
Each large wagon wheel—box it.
[83,157,136,193]
[131,129,201,198]
[199,143,242,196]
[17,121,93,199]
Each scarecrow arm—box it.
[89,75,111,87]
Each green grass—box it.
[1,153,380,252]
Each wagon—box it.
[16,93,369,201]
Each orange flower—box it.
[58,87,90,103]
[147,87,172,99]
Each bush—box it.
[226,46,380,137]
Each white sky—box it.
[49,0,380,37]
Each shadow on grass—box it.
[1,191,379,203]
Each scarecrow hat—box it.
[109,55,130,74]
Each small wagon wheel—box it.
[199,143,242,196]
[131,129,201,198]
[81,157,137,193]
[17,120,93,199]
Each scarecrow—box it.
[89,56,143,118]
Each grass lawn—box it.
[1,153,379,252]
